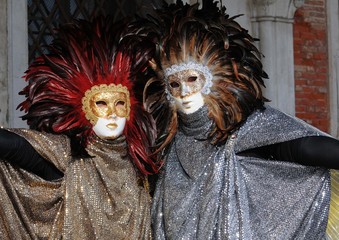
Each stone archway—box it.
[250,0,305,115]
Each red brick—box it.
[293,0,329,132]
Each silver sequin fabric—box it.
[152,106,330,240]
[0,129,152,239]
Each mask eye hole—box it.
[96,101,107,108]
[116,100,125,107]
[187,76,197,82]
[169,81,180,88]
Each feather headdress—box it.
[133,0,268,149]
[18,16,159,175]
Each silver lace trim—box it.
[164,62,213,101]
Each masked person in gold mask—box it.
[0,16,159,239]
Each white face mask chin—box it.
[173,91,205,114]
[92,116,126,140]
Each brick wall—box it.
[293,0,329,132]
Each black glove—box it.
[0,128,63,180]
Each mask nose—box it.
[108,113,117,119]
[180,83,190,97]
[106,103,117,119]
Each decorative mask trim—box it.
[82,83,130,125]
[164,62,213,100]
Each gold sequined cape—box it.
[0,129,152,239]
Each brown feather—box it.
[130,0,268,151]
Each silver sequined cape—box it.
[0,129,152,239]
[152,106,332,240]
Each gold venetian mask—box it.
[82,83,130,125]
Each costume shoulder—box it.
[234,105,329,153]
[6,128,71,172]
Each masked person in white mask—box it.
[132,1,339,239]
[0,16,160,239]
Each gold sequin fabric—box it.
[0,129,151,239]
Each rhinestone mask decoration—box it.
[164,62,213,100]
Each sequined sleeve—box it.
[0,128,64,180]
[6,128,71,172]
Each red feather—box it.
[19,16,160,175]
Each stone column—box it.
[8,0,28,128]
[0,0,8,126]
[250,0,304,115]
[327,0,339,137]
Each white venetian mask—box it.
[165,63,213,114]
